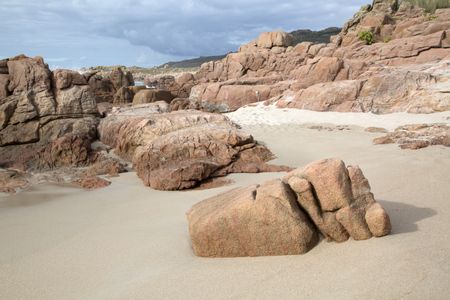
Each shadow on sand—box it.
[378,200,437,235]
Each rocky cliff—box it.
[189,1,450,113]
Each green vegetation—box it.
[290,27,342,45]
[424,13,438,20]
[358,31,375,45]
[159,55,227,69]
[405,0,450,13]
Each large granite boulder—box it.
[187,159,391,257]
[98,105,290,190]
[190,77,290,112]
[132,89,174,104]
[187,180,319,257]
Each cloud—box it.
[0,0,369,67]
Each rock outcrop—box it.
[85,67,134,104]
[98,105,290,190]
[144,73,196,99]
[187,158,391,257]
[132,89,174,105]
[0,55,98,171]
[0,168,30,193]
[189,3,450,113]
[373,123,450,149]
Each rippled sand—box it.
[1,121,449,299]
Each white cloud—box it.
[0,0,369,67]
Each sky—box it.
[0,0,369,69]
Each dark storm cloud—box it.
[0,0,368,67]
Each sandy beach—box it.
[1,112,449,299]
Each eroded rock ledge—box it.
[373,123,450,149]
[187,158,391,257]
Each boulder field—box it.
[0,55,289,192]
[187,158,391,257]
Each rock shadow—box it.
[377,200,437,235]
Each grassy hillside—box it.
[290,27,341,45]
[405,0,450,12]
[159,55,227,68]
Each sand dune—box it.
[1,117,449,299]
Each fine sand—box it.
[227,104,450,130]
[1,111,450,299]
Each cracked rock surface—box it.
[187,158,391,257]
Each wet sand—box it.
[1,123,449,299]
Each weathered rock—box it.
[97,102,113,117]
[284,158,353,212]
[32,134,93,170]
[286,176,349,242]
[187,180,319,257]
[132,89,174,105]
[88,74,115,103]
[278,58,450,113]
[53,69,87,90]
[190,4,450,114]
[291,57,344,88]
[256,31,294,48]
[83,155,127,177]
[347,165,376,207]
[188,159,391,257]
[0,168,30,193]
[75,176,111,190]
[98,106,288,190]
[365,127,388,133]
[0,121,39,146]
[0,74,9,99]
[374,123,450,149]
[109,67,134,90]
[0,55,99,172]
[144,73,196,99]
[41,117,98,141]
[279,80,362,112]
[170,98,195,111]
[7,55,51,94]
[335,205,372,240]
[365,203,391,237]
[113,86,135,105]
[190,78,290,112]
[53,85,97,116]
